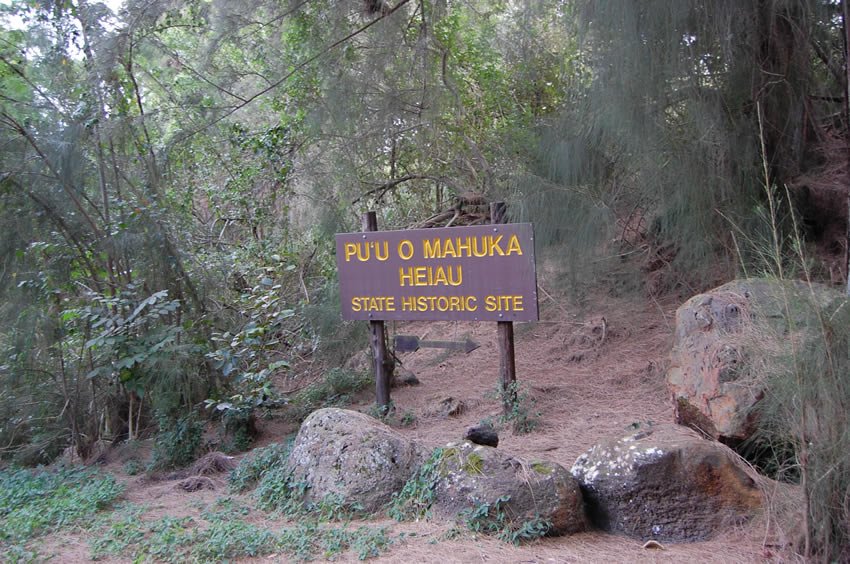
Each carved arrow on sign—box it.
[394,335,480,354]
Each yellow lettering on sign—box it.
[506,234,522,255]
[420,234,524,258]
[423,238,441,259]
[374,241,389,261]
[442,238,457,258]
[398,240,414,260]
[344,242,358,262]
[399,295,478,312]
[484,295,524,312]
[351,296,395,312]
[488,235,505,256]
[398,265,463,287]
[344,241,389,262]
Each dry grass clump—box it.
[189,452,237,476]
[176,476,216,492]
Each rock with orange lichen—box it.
[667,278,839,442]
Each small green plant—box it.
[350,526,392,560]
[389,447,444,521]
[253,467,367,521]
[92,505,393,562]
[312,493,365,522]
[399,410,416,427]
[253,465,308,514]
[189,518,278,561]
[460,495,551,544]
[278,521,393,561]
[366,400,395,421]
[488,382,540,434]
[91,509,279,562]
[123,459,142,476]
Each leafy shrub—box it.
[147,413,204,471]
[389,448,443,521]
[278,522,392,561]
[92,507,392,562]
[229,441,292,493]
[123,459,142,476]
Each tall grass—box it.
[730,164,850,559]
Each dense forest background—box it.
[1,1,849,555]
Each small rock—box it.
[464,425,499,447]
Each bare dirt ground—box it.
[31,286,776,563]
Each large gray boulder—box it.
[288,408,427,511]
[433,440,586,536]
[571,424,762,542]
[667,278,840,441]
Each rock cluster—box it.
[281,407,762,543]
[284,408,584,537]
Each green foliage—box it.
[460,495,551,545]
[742,289,850,560]
[366,400,395,421]
[229,441,292,493]
[489,382,540,434]
[205,257,297,423]
[91,511,278,563]
[286,368,372,422]
[253,465,309,515]
[389,448,444,521]
[123,459,142,476]
[91,504,393,562]
[147,413,204,471]
[80,288,183,387]
[0,466,123,552]
[277,522,393,562]
[232,439,364,521]
[399,410,417,427]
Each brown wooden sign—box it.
[335,223,538,322]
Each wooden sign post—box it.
[490,202,517,413]
[362,211,391,411]
[337,206,537,413]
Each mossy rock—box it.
[432,440,586,536]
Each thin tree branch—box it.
[0,112,105,239]
[170,0,413,146]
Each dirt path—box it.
[349,293,767,562]
[30,292,771,563]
